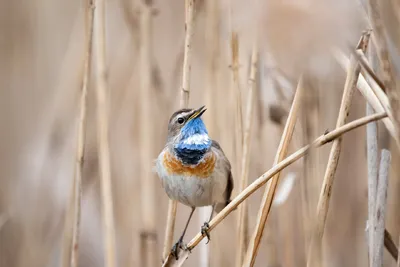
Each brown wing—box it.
[212,140,234,204]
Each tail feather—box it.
[214,199,236,213]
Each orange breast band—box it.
[163,151,216,178]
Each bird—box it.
[155,105,233,259]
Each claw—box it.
[171,238,183,260]
[201,222,211,244]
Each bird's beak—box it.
[188,105,207,121]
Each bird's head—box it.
[167,105,211,151]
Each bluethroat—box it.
[156,105,234,259]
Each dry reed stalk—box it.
[163,208,178,257]
[227,4,246,266]
[180,0,195,108]
[353,50,400,150]
[229,4,243,161]
[138,1,158,266]
[231,34,243,149]
[307,38,366,266]
[358,36,400,262]
[201,0,220,265]
[230,25,243,186]
[242,77,303,267]
[372,149,391,267]
[235,43,258,267]
[161,111,388,267]
[354,50,387,101]
[162,0,196,260]
[170,1,203,99]
[299,76,320,258]
[94,0,117,266]
[366,102,379,267]
[357,40,400,241]
[204,0,219,128]
[366,39,379,267]
[354,50,390,108]
[62,1,94,267]
[367,0,400,137]
[62,1,95,267]
[163,203,177,260]
[198,207,211,267]
[333,50,399,146]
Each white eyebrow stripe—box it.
[176,112,191,119]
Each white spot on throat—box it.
[182,133,210,145]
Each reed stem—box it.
[236,42,259,267]
[94,0,117,265]
[61,1,95,266]
[243,76,303,267]
[162,0,196,261]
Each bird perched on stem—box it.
[156,105,234,259]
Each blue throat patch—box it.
[174,118,211,165]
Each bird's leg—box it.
[171,207,195,260]
[201,204,215,244]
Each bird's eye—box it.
[177,117,185,124]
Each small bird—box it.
[156,105,233,259]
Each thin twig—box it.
[161,111,388,266]
[236,43,259,267]
[138,1,158,266]
[354,50,387,96]
[243,76,303,267]
[353,49,400,151]
[333,49,399,147]
[61,2,95,267]
[372,149,391,267]
[367,0,400,137]
[307,40,365,266]
[170,1,203,100]
[180,0,195,108]
[71,1,94,267]
[162,0,196,261]
[94,0,117,265]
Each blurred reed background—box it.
[0,0,400,266]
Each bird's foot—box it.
[201,222,211,244]
[171,238,185,260]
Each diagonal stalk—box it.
[242,76,303,267]
[306,36,368,266]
